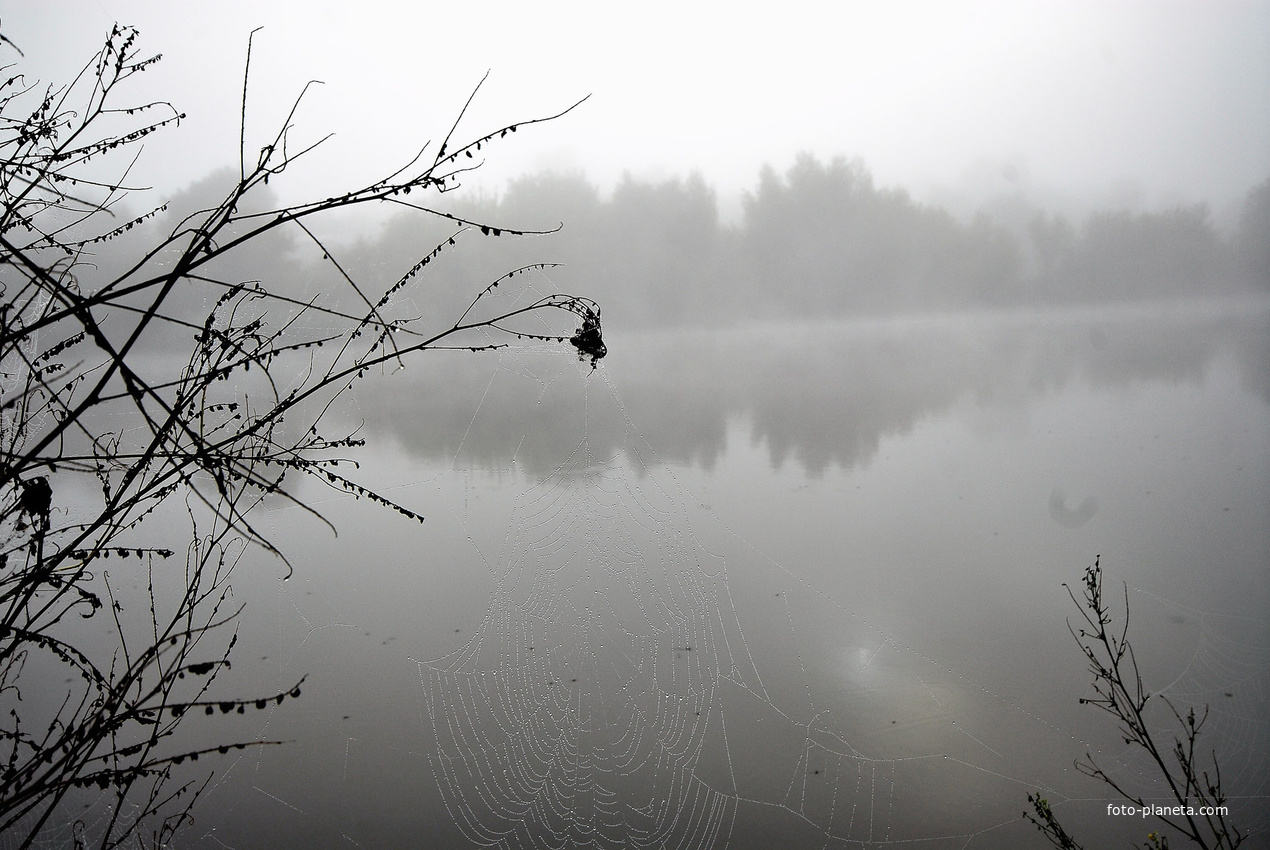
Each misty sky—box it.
[9,1,1270,218]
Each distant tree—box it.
[347,169,726,328]
[1233,178,1270,289]
[596,172,719,324]
[739,153,1024,313]
[1026,558,1243,850]
[0,23,601,848]
[1067,206,1227,300]
[953,210,1024,304]
[1027,211,1077,285]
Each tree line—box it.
[318,154,1267,328]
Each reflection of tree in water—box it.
[356,300,1269,477]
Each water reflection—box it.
[355,296,1268,478]
[190,297,1269,848]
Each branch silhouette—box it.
[1026,557,1243,850]
[0,23,601,847]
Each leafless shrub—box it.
[1026,557,1242,850]
[1,22,601,847]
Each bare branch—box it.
[1,22,599,847]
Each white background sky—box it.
[7,1,1270,223]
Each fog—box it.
[9,1,1270,219]
[105,157,1270,341]
[6,4,1269,848]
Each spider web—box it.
[407,372,1269,849]
[113,287,1270,850]
[400,373,1069,850]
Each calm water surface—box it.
[184,298,1268,848]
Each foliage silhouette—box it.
[0,22,600,847]
[1026,558,1243,850]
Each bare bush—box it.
[0,23,601,847]
[1026,557,1242,850]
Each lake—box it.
[180,295,1269,848]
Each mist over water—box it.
[353,296,1268,475]
[1,112,1261,843]
[42,153,1262,847]
[193,290,1269,848]
[129,150,1262,841]
[7,2,1270,843]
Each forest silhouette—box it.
[138,155,1270,336]
[316,154,1267,329]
